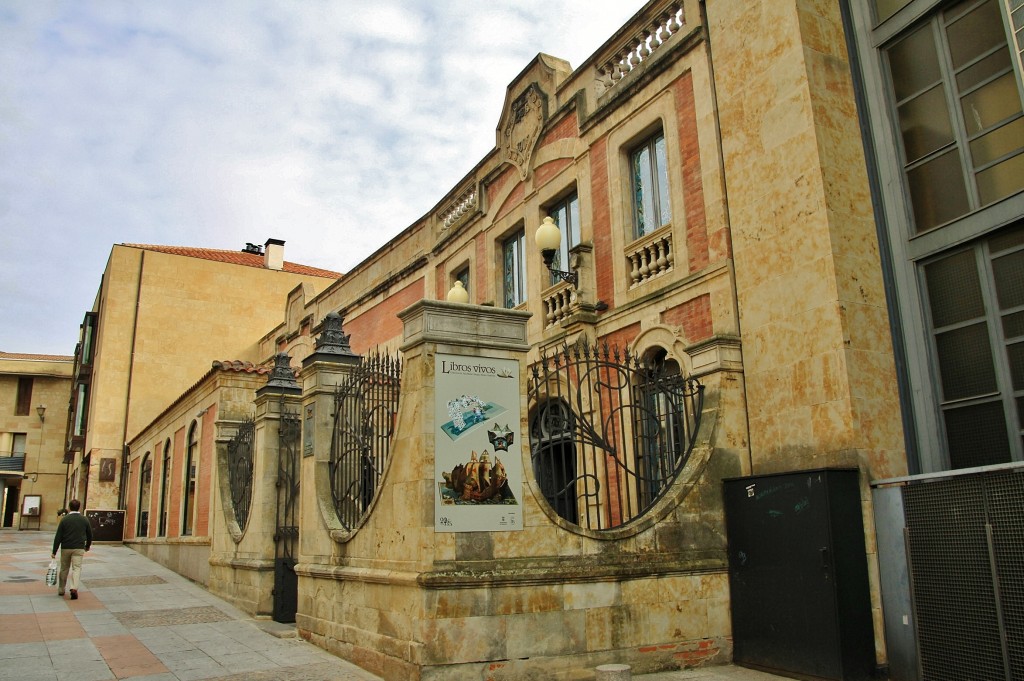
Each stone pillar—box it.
[297,312,361,564]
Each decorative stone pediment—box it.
[496,54,571,181]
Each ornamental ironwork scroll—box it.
[226,418,255,533]
[330,353,403,532]
[527,341,704,530]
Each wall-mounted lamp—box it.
[535,217,578,288]
[36,404,46,422]
[23,472,38,482]
[446,280,470,303]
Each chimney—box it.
[264,238,285,270]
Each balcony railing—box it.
[595,1,686,97]
[626,224,674,288]
[541,280,576,328]
[0,455,26,472]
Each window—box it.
[73,384,88,437]
[12,433,27,456]
[15,377,32,416]
[454,265,470,298]
[182,422,198,536]
[137,454,151,537]
[923,223,1024,467]
[630,130,672,239]
[885,0,1024,232]
[80,313,97,367]
[502,228,527,308]
[529,400,578,525]
[546,192,581,285]
[158,438,170,536]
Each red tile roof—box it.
[121,244,343,279]
[0,351,74,361]
[211,360,271,375]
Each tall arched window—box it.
[182,422,198,536]
[529,399,578,525]
[158,437,171,536]
[137,453,152,537]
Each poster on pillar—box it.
[434,352,522,532]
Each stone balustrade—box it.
[596,1,685,96]
[627,225,674,288]
[437,185,477,231]
[542,280,576,328]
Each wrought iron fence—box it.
[527,341,704,530]
[330,353,403,531]
[226,418,255,533]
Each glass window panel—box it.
[989,223,1024,253]
[992,250,1024,310]
[956,48,1011,92]
[874,0,913,22]
[888,25,941,101]
[944,401,1012,468]
[926,249,986,327]
[633,144,655,237]
[969,118,1024,167]
[935,322,998,400]
[946,0,1004,69]
[899,86,955,161]
[960,73,1023,135]
[1009,341,1024,389]
[655,134,672,228]
[1004,311,1024,339]
[568,195,580,250]
[976,151,1024,205]
[502,229,526,308]
[908,149,970,231]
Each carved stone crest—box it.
[501,83,546,180]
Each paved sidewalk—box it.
[1,529,789,681]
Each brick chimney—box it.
[264,238,285,270]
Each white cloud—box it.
[0,0,640,354]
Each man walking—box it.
[51,499,92,599]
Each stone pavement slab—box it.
[2,529,795,681]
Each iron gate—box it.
[273,407,302,623]
[527,341,703,530]
[330,353,402,532]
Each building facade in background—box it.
[0,352,73,532]
[64,240,340,513]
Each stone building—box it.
[0,352,73,532]
[65,241,340,512]
[112,0,1023,680]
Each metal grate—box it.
[988,470,1024,679]
[329,353,402,531]
[903,468,1024,681]
[527,341,703,530]
[226,418,255,533]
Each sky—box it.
[0,1,641,356]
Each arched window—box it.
[137,453,152,537]
[158,437,171,536]
[182,422,198,536]
[635,348,685,509]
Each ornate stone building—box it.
[114,0,1024,680]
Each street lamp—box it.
[535,216,578,288]
[446,280,470,303]
[36,404,46,422]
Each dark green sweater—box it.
[52,512,93,553]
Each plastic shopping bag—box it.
[45,559,57,587]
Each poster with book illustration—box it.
[435,353,522,532]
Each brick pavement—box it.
[1,528,791,681]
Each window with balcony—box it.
[545,192,580,285]
[502,228,527,308]
[630,130,672,239]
